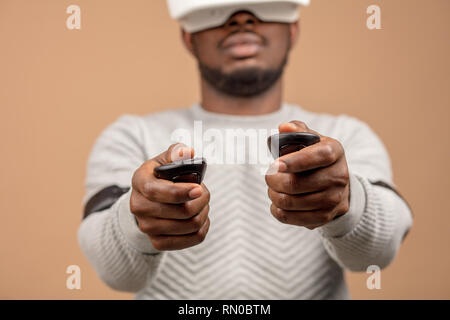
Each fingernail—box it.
[189,187,202,199]
[172,144,193,161]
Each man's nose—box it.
[224,11,259,30]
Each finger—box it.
[276,137,344,174]
[141,178,202,204]
[132,142,202,203]
[270,204,334,227]
[131,184,210,219]
[138,204,210,236]
[149,217,211,251]
[278,120,323,137]
[267,188,342,211]
[155,143,195,166]
[184,183,210,217]
[266,165,345,195]
[132,163,202,203]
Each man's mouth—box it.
[222,32,264,59]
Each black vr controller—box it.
[153,133,320,183]
[267,132,321,159]
[154,158,207,184]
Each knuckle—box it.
[344,203,350,213]
[204,188,211,203]
[150,238,165,251]
[129,197,140,215]
[343,170,350,182]
[203,204,210,216]
[138,217,161,235]
[140,221,157,235]
[320,212,333,224]
[265,173,271,185]
[335,140,345,153]
[196,231,206,243]
[327,192,342,207]
[195,224,208,243]
[137,222,146,234]
[131,170,139,189]
[320,144,336,163]
[184,201,197,217]
[277,193,292,209]
[331,174,348,187]
[267,188,272,200]
[339,167,350,183]
[274,208,288,224]
[137,219,149,233]
[327,211,337,222]
[340,202,350,215]
[265,174,276,187]
[190,214,204,231]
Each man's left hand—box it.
[265,121,351,230]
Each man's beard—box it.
[198,56,288,98]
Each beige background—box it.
[1,0,449,299]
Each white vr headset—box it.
[167,0,310,33]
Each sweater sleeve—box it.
[317,115,413,272]
[78,115,162,293]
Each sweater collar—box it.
[190,102,293,123]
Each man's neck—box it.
[200,78,283,116]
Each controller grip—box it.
[268,132,321,158]
[154,158,207,184]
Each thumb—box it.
[153,143,195,166]
[278,120,323,137]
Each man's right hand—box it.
[130,143,210,251]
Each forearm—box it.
[318,173,413,272]
[78,190,163,292]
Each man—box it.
[78,0,412,299]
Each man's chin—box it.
[198,60,286,97]
[223,57,264,73]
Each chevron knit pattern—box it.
[136,163,345,299]
[78,103,412,300]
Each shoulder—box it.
[100,107,193,139]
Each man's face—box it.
[183,11,298,97]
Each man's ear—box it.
[181,28,196,56]
[289,22,300,48]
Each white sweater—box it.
[78,103,412,299]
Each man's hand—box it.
[265,121,351,230]
[130,143,210,251]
